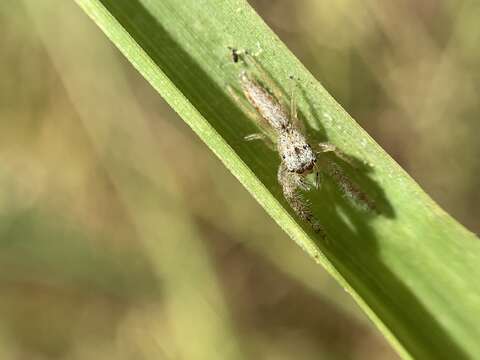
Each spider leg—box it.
[317,142,359,168]
[244,133,275,150]
[313,163,321,190]
[324,160,375,212]
[278,163,323,233]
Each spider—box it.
[229,51,373,232]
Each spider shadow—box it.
[298,85,395,219]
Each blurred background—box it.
[1,0,478,359]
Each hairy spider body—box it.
[278,129,316,174]
[229,52,374,232]
[237,71,322,230]
[240,72,289,131]
[240,72,317,175]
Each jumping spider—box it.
[229,51,373,232]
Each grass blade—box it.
[74,0,480,358]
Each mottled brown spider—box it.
[229,51,373,232]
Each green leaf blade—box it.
[75,0,480,358]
